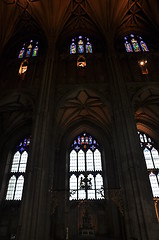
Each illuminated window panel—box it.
[70,150,77,172]
[88,189,95,199]
[86,149,94,171]
[70,175,77,200]
[78,36,84,54]
[152,148,159,168]
[131,38,141,52]
[11,151,20,172]
[124,41,133,52]
[19,151,28,172]
[6,176,16,200]
[144,148,153,169]
[94,149,102,171]
[14,176,24,200]
[86,38,92,53]
[18,45,25,58]
[70,40,76,54]
[78,150,85,171]
[149,173,159,197]
[140,40,149,52]
[32,42,39,57]
[96,174,104,199]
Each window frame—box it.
[69,132,104,201]
[5,136,31,201]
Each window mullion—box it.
[150,148,156,169]
[13,177,17,200]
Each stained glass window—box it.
[70,39,76,54]
[124,34,149,53]
[18,44,25,58]
[32,42,39,57]
[18,40,38,59]
[26,40,33,57]
[70,36,92,55]
[125,41,133,52]
[78,36,84,54]
[86,38,92,53]
[138,132,159,197]
[6,136,31,201]
[69,133,104,200]
[131,35,141,52]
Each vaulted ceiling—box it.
[0,0,159,53]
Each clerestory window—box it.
[69,133,104,200]
[124,34,149,53]
[70,36,92,54]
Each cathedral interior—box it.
[0,0,159,239]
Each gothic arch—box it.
[132,86,159,141]
[55,88,111,135]
[52,120,124,239]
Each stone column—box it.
[16,37,57,240]
[106,39,159,240]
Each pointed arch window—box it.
[69,133,104,200]
[124,34,149,53]
[6,137,31,201]
[138,132,159,197]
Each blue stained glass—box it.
[89,136,92,144]
[90,145,96,151]
[125,42,133,52]
[75,145,80,151]
[26,42,33,57]
[17,137,31,153]
[78,136,80,144]
[140,41,149,52]
[74,140,77,145]
[20,147,24,153]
